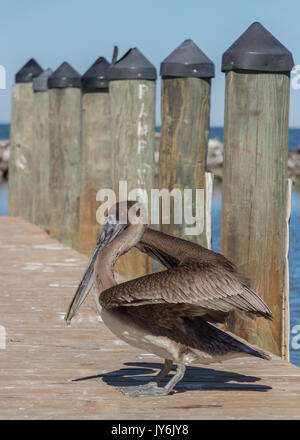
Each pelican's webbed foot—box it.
[117,359,175,397]
[117,363,186,397]
[118,382,170,397]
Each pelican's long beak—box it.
[64,220,124,324]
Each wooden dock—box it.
[1,216,300,420]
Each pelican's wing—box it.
[100,261,272,321]
[135,228,190,268]
[135,228,250,286]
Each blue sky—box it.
[0,0,300,126]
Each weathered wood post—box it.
[32,68,52,231]
[220,22,294,358]
[9,59,43,220]
[48,62,82,249]
[79,57,111,254]
[108,48,156,279]
[159,40,215,248]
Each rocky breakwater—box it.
[288,147,300,187]
[207,138,300,187]
[207,138,223,181]
[0,140,9,182]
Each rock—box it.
[0,140,9,180]
[207,138,223,181]
[207,138,300,187]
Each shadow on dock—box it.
[72,361,272,394]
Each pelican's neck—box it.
[95,220,146,294]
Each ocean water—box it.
[0,123,9,140]
[0,124,299,367]
[0,181,8,215]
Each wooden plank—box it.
[32,90,50,231]
[48,88,82,249]
[8,83,35,221]
[159,77,211,247]
[78,89,112,255]
[109,79,155,280]
[0,216,299,420]
[221,71,290,357]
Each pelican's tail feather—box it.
[188,317,271,361]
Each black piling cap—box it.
[108,48,157,80]
[33,68,53,92]
[81,57,110,89]
[48,62,81,89]
[15,58,43,83]
[160,39,215,78]
[222,22,294,72]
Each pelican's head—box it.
[64,200,147,324]
[106,200,148,226]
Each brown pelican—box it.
[65,201,272,397]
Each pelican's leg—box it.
[118,363,185,397]
[163,363,186,393]
[154,359,173,383]
[139,358,173,388]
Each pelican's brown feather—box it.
[100,261,272,320]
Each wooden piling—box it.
[220,22,294,358]
[108,48,156,280]
[32,68,52,231]
[48,62,82,249]
[159,40,215,248]
[8,59,43,220]
[79,57,112,255]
